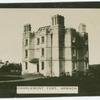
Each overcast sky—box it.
[0,8,99,64]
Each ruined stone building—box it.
[22,14,89,77]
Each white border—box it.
[0,0,99,3]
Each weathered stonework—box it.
[22,14,89,77]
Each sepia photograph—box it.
[0,2,99,97]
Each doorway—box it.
[37,63,39,72]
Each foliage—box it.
[0,63,22,75]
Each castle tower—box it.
[77,23,89,73]
[64,28,77,76]
[22,24,36,74]
[51,14,65,76]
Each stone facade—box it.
[22,14,89,77]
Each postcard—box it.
[0,2,99,97]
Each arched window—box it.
[25,62,28,70]
[37,38,40,45]
[41,48,44,56]
[41,62,44,70]
[25,50,28,58]
[41,36,44,43]
[25,39,28,46]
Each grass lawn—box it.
[0,75,99,97]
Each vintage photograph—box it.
[0,3,99,97]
